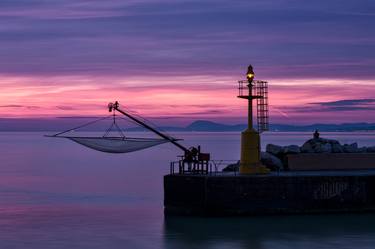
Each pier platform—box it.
[164,169,375,216]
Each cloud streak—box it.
[311,99,375,106]
[306,99,375,112]
[0,0,374,79]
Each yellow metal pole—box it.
[248,84,253,130]
[239,66,270,174]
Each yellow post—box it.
[239,65,270,174]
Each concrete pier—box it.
[164,170,375,216]
[288,153,375,171]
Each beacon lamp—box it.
[246,65,255,84]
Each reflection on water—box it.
[0,132,374,248]
[163,214,375,249]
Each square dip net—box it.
[46,108,173,153]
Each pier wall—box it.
[164,172,375,216]
[288,153,375,171]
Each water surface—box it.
[0,132,374,248]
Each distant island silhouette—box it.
[0,119,374,132]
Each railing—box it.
[238,80,267,98]
[169,160,240,176]
[238,80,248,97]
[238,80,252,97]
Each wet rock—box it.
[266,144,283,156]
[343,143,358,153]
[301,137,342,153]
[222,152,285,172]
[316,143,332,153]
[301,141,314,153]
[261,152,283,171]
[367,146,375,153]
[222,160,239,172]
[357,147,368,153]
[265,131,374,156]
[283,145,300,154]
[331,143,344,153]
[326,139,342,153]
[327,139,341,145]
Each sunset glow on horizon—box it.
[1,74,374,125]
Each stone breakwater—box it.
[223,137,375,172]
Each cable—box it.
[51,115,112,137]
[121,107,176,139]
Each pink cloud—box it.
[0,75,374,125]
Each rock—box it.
[343,143,358,153]
[322,143,332,153]
[314,137,333,144]
[357,147,368,153]
[261,152,283,171]
[264,132,371,155]
[266,144,284,156]
[301,141,314,153]
[283,145,300,154]
[222,161,239,172]
[331,143,343,153]
[301,137,342,153]
[327,139,341,145]
[222,152,285,172]
[315,143,332,153]
[327,139,342,153]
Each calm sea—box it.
[0,131,375,249]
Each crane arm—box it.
[109,101,189,153]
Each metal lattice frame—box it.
[237,80,270,133]
[255,80,269,133]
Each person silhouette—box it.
[313,129,320,139]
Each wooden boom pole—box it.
[110,101,189,154]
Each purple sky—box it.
[0,0,374,78]
[0,0,374,125]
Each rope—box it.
[52,105,175,140]
[120,107,176,140]
[103,122,115,137]
[103,120,126,138]
[103,109,124,138]
[51,115,112,137]
[113,122,126,137]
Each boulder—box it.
[261,152,283,171]
[357,147,368,153]
[283,145,300,154]
[331,143,343,153]
[264,132,374,156]
[222,161,239,172]
[327,139,341,146]
[313,137,333,144]
[301,137,342,153]
[222,152,285,172]
[327,139,339,144]
[266,144,284,156]
[315,143,332,153]
[301,141,314,153]
[343,143,358,153]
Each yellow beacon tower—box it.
[238,65,270,174]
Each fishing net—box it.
[47,107,174,153]
[66,137,169,153]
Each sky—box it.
[0,0,374,126]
